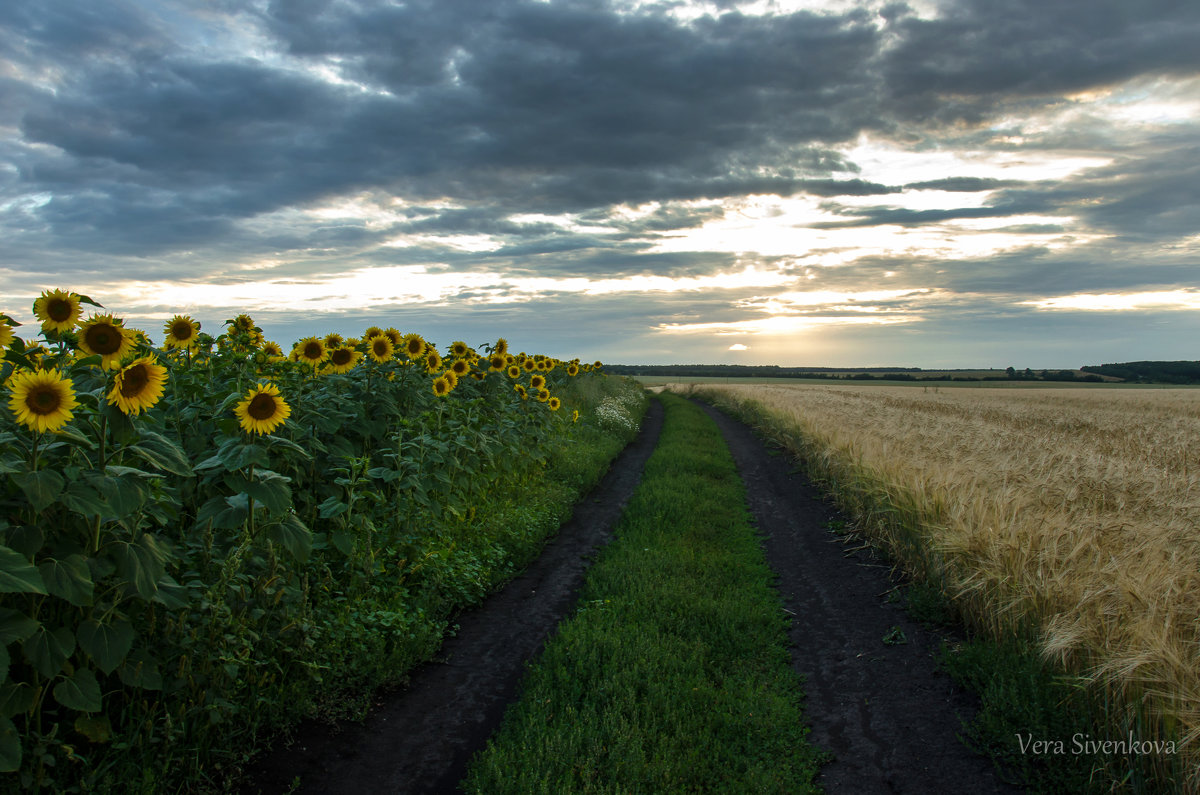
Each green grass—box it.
[462,392,825,794]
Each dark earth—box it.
[240,395,1019,794]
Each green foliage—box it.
[0,308,646,792]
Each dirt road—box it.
[241,396,1017,793]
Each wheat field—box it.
[677,382,1200,785]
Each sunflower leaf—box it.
[38,555,94,607]
[128,430,193,477]
[266,514,312,563]
[22,625,74,678]
[77,618,134,675]
[75,293,103,308]
[53,668,101,713]
[0,609,39,646]
[0,545,47,595]
[15,470,64,514]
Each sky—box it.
[2,0,1198,368]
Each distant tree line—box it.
[1080,361,1200,384]
[605,363,1106,382]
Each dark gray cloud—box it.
[3,0,1199,365]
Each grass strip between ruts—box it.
[462,392,826,793]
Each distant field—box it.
[635,375,1165,388]
[678,382,1200,788]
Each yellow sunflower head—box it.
[450,358,471,377]
[441,371,459,390]
[163,315,201,350]
[326,345,361,374]
[488,354,506,372]
[506,364,521,379]
[537,388,550,403]
[402,333,426,361]
[77,314,136,370]
[449,340,470,358]
[384,328,403,347]
[323,332,344,349]
[548,396,561,411]
[107,356,168,416]
[529,374,546,390]
[432,375,452,397]
[234,382,291,435]
[368,334,395,363]
[567,362,580,377]
[572,409,580,423]
[0,319,15,351]
[425,350,442,373]
[363,326,385,339]
[33,289,83,334]
[522,358,536,372]
[8,368,78,433]
[493,337,509,356]
[344,337,362,350]
[514,384,527,399]
[593,361,603,369]
[229,314,257,333]
[262,341,284,359]
[293,337,328,368]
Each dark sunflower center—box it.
[171,320,194,339]
[85,324,122,355]
[120,365,150,397]
[331,349,353,366]
[48,299,73,322]
[303,342,323,360]
[28,386,61,415]
[247,393,278,420]
[373,340,389,355]
[407,341,422,356]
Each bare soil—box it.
[240,396,1018,794]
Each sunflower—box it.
[514,384,527,399]
[163,315,201,350]
[363,326,385,339]
[506,364,521,379]
[566,362,580,377]
[235,383,291,435]
[262,340,285,359]
[326,345,361,374]
[425,350,442,373]
[431,375,452,397]
[488,354,506,372]
[571,409,580,423]
[293,337,328,369]
[450,358,471,378]
[8,369,78,433]
[384,328,404,348]
[441,370,459,390]
[493,337,509,357]
[537,388,550,403]
[77,314,135,370]
[529,374,546,391]
[593,361,602,369]
[367,334,395,363]
[535,359,549,372]
[401,333,426,361]
[107,356,167,416]
[229,314,256,333]
[548,396,561,411]
[449,340,470,358]
[0,320,14,351]
[33,289,83,334]
[522,358,536,373]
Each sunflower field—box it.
[0,289,645,792]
